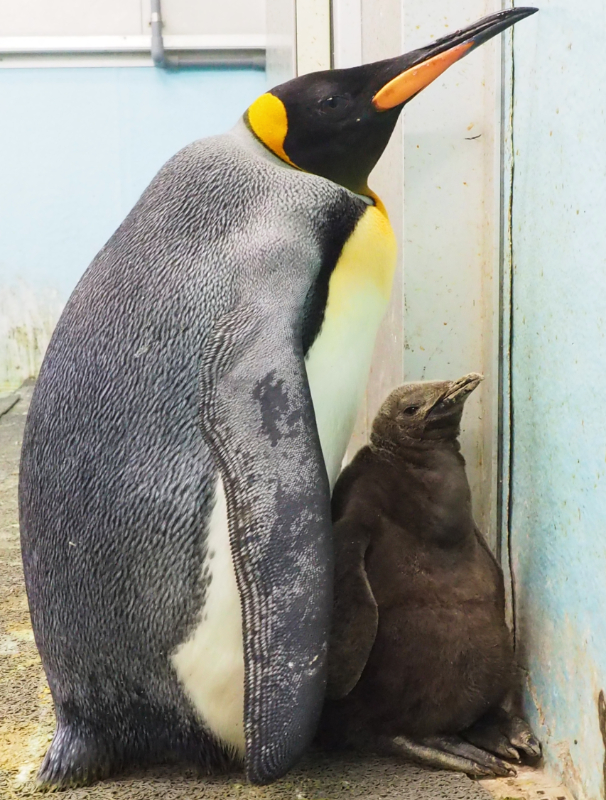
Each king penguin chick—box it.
[320,375,541,777]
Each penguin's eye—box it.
[320,95,349,112]
[403,406,419,416]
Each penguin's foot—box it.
[37,724,113,790]
[375,733,517,778]
[462,708,542,764]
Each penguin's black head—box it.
[245,8,537,195]
[371,373,483,449]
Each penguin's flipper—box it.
[199,305,333,785]
[326,518,378,700]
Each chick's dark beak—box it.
[372,7,538,111]
[439,373,484,407]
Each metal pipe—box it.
[0,37,266,69]
[150,0,264,69]
[150,0,166,67]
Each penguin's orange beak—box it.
[372,7,537,111]
[373,44,472,111]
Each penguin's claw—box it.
[462,710,542,765]
[421,735,517,777]
[505,716,542,760]
[462,725,521,762]
[376,734,516,778]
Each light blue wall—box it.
[510,4,606,799]
[0,67,266,298]
[0,66,266,392]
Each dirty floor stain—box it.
[482,766,574,800]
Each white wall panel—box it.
[296,0,331,75]
[0,0,143,36]
[141,0,265,36]
[332,0,362,69]
[0,0,265,38]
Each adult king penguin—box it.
[19,8,537,789]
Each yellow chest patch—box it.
[327,199,397,315]
[306,199,397,485]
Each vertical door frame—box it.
[296,0,331,74]
[332,0,362,69]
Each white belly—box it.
[172,203,396,752]
[305,286,388,486]
[171,477,245,754]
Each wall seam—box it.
[506,22,517,651]
[497,5,517,645]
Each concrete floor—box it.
[0,384,545,800]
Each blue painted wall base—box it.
[0,66,266,392]
[510,4,606,798]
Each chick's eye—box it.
[403,406,419,416]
